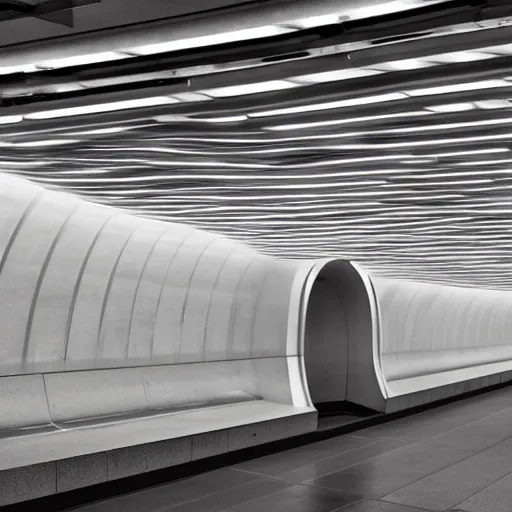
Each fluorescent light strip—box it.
[326,132,512,148]
[406,79,510,96]
[426,148,510,157]
[265,111,430,131]
[0,115,23,125]
[201,80,298,98]
[38,52,129,69]
[130,25,294,56]
[250,92,407,118]
[426,103,475,113]
[427,50,496,64]
[368,58,435,72]
[291,68,382,84]
[0,64,38,75]
[5,140,81,147]
[25,97,179,120]
[454,159,512,166]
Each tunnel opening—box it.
[302,260,384,416]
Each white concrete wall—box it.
[0,173,310,426]
[372,276,512,399]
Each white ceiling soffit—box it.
[0,0,448,68]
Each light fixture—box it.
[0,115,23,125]
[285,13,344,29]
[454,159,512,166]
[10,140,81,147]
[425,103,475,113]
[348,0,445,20]
[474,100,512,109]
[171,92,213,102]
[427,51,496,64]
[406,79,510,97]
[290,68,382,84]
[201,80,298,98]
[427,148,510,158]
[129,26,294,56]
[265,110,430,131]
[250,92,407,118]
[38,52,130,69]
[25,96,179,120]
[0,64,38,75]
[368,58,434,72]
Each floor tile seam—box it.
[227,438,383,480]
[230,467,364,498]
[275,439,415,482]
[376,434,512,504]
[449,468,512,509]
[150,473,264,512]
[363,411,503,445]
[350,434,408,443]
[376,409,512,454]
[376,497,439,511]
[296,440,425,485]
[371,398,512,439]
[273,439,386,478]
[214,478,362,512]
[331,497,433,512]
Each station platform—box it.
[9,383,512,512]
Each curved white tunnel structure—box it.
[2,173,512,504]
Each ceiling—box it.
[2,0,512,289]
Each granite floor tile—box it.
[74,469,257,512]
[455,472,512,512]
[357,396,512,444]
[278,438,405,484]
[225,484,361,512]
[335,499,433,511]
[383,436,512,511]
[231,435,377,477]
[308,439,474,499]
[423,408,512,454]
[166,474,291,511]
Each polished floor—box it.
[70,386,512,512]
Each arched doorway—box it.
[301,260,385,411]
[304,272,349,404]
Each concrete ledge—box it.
[385,369,512,413]
[0,401,317,506]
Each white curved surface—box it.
[0,174,314,440]
[372,276,512,399]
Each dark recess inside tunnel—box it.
[303,260,380,417]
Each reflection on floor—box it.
[66,386,512,512]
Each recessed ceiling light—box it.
[427,51,496,64]
[172,92,213,102]
[265,111,430,131]
[250,92,407,117]
[130,26,294,56]
[368,58,434,72]
[474,99,512,109]
[291,68,382,84]
[25,96,179,120]
[0,64,38,75]
[406,79,510,96]
[11,140,81,147]
[0,115,23,125]
[425,103,475,113]
[428,148,510,157]
[201,80,298,97]
[286,13,344,29]
[38,52,129,69]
